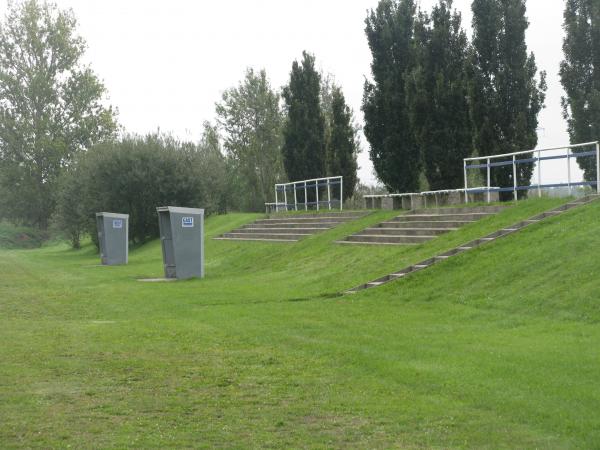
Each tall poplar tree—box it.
[326,86,358,200]
[560,0,600,182]
[469,0,546,196]
[363,0,420,193]
[282,52,326,183]
[407,0,471,190]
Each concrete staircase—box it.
[338,206,506,245]
[346,195,599,294]
[214,211,369,242]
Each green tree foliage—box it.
[321,75,360,200]
[195,122,230,215]
[560,0,600,182]
[282,52,326,183]
[53,167,88,248]
[325,86,359,200]
[55,132,229,248]
[216,69,285,211]
[406,1,471,190]
[469,0,546,195]
[0,0,117,228]
[363,0,421,193]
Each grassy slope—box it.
[1,198,599,448]
[0,222,48,249]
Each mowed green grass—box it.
[2,198,600,448]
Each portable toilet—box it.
[156,206,204,279]
[96,212,129,265]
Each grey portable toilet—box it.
[157,206,204,279]
[96,212,129,265]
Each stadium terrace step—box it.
[393,212,496,222]
[244,222,333,229]
[212,237,298,243]
[345,195,600,294]
[215,211,370,242]
[221,232,312,240]
[268,211,366,219]
[253,217,359,225]
[410,205,506,215]
[377,220,473,229]
[339,205,505,246]
[345,234,435,244]
[362,227,455,236]
[232,227,326,234]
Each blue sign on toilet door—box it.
[182,217,194,228]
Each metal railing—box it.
[269,176,343,213]
[463,141,600,203]
[363,187,496,209]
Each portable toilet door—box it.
[95,212,129,265]
[156,206,204,279]
[157,208,176,278]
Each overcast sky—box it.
[0,0,582,186]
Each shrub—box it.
[56,133,230,247]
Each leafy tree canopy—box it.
[0,0,117,228]
[560,0,600,182]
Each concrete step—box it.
[254,217,355,224]
[361,227,453,236]
[244,222,333,229]
[392,213,495,222]
[221,232,310,240]
[267,211,366,219]
[232,227,325,234]
[409,206,506,215]
[378,220,474,229]
[345,234,435,244]
[213,237,298,242]
[217,211,369,243]
[336,240,420,246]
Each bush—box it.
[0,221,49,249]
[55,133,230,247]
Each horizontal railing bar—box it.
[276,181,342,191]
[466,181,598,194]
[275,176,342,188]
[363,187,494,199]
[464,141,598,162]
[466,150,599,170]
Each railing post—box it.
[275,185,279,213]
[538,150,542,198]
[284,185,288,212]
[340,177,343,211]
[304,181,308,210]
[294,182,298,211]
[327,178,331,210]
[567,147,572,196]
[487,157,491,204]
[464,160,469,204]
[513,155,518,202]
[316,180,319,211]
[596,142,600,194]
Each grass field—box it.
[2,197,600,448]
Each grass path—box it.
[2,198,600,448]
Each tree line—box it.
[0,0,598,246]
[363,0,546,196]
[0,0,359,247]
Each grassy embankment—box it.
[2,197,600,448]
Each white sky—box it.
[0,0,584,186]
